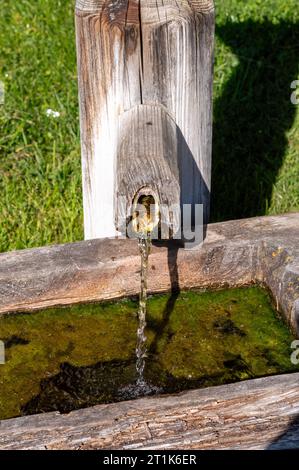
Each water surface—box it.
[0,286,298,420]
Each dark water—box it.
[0,286,298,420]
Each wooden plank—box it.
[75,1,215,239]
[0,214,298,334]
[0,373,298,450]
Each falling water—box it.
[136,234,151,386]
[118,193,160,398]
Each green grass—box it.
[0,0,298,252]
[0,1,82,252]
[212,0,299,220]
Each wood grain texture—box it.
[0,373,298,450]
[116,104,181,234]
[75,1,215,239]
[75,0,104,11]
[140,0,215,219]
[76,1,141,238]
[0,213,298,334]
[75,1,215,13]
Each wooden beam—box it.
[140,0,215,221]
[0,373,298,449]
[75,1,215,239]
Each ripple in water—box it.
[117,379,162,401]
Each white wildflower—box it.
[46,109,60,118]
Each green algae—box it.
[0,286,298,420]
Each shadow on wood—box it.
[116,105,210,236]
[267,415,299,449]
[149,240,180,356]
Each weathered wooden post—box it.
[75,0,215,240]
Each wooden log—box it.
[0,373,298,450]
[75,1,215,239]
[0,213,298,335]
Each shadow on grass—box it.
[211,19,299,221]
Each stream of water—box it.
[118,232,160,399]
[136,235,151,385]
[120,194,160,397]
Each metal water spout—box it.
[75,0,215,240]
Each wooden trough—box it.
[0,213,298,450]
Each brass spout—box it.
[132,188,160,236]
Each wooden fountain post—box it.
[75,1,215,239]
